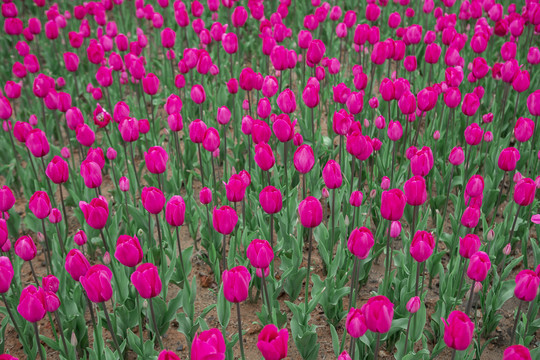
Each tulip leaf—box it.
[216,284,231,328]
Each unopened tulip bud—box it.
[381,176,390,190]
[503,243,511,255]
[487,229,495,242]
[119,176,130,192]
[61,147,71,159]
[406,296,420,313]
[103,251,111,265]
[370,189,376,199]
[137,229,145,238]
[37,232,44,243]
[389,221,401,238]
[71,332,78,347]
[433,130,440,140]
[322,188,329,198]
[473,282,482,293]
[513,171,523,183]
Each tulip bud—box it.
[406,296,420,313]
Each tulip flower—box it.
[257,324,288,360]
[132,263,163,347]
[191,328,226,360]
[443,310,474,354]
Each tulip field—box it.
[1,0,540,359]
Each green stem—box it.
[149,298,164,349]
[236,302,246,360]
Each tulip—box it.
[222,266,251,303]
[294,144,315,174]
[80,264,113,303]
[145,146,168,175]
[459,234,481,259]
[259,186,283,215]
[17,285,46,323]
[246,239,274,269]
[26,129,50,158]
[442,310,474,351]
[191,328,226,360]
[29,191,51,219]
[276,89,296,114]
[404,176,427,206]
[131,263,162,299]
[346,307,367,343]
[80,160,102,189]
[380,189,406,221]
[514,270,540,302]
[158,350,180,360]
[410,231,435,263]
[498,147,520,172]
[199,187,212,205]
[322,160,343,190]
[348,227,374,260]
[213,206,237,235]
[257,324,288,360]
[0,186,15,213]
[114,235,143,268]
[503,345,532,360]
[461,206,481,229]
[14,235,36,262]
[362,295,394,334]
[141,187,166,215]
[79,196,109,230]
[254,142,275,172]
[0,256,14,293]
[514,178,536,206]
[298,197,323,228]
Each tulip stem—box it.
[403,311,413,355]
[129,142,141,192]
[270,213,274,250]
[390,141,396,187]
[261,271,273,322]
[29,259,40,286]
[55,311,69,357]
[25,147,40,181]
[176,227,186,282]
[453,258,467,309]
[58,186,68,256]
[236,302,246,360]
[304,228,313,311]
[414,261,421,297]
[101,302,122,355]
[450,349,456,360]
[348,257,359,310]
[40,157,56,208]
[439,165,455,237]
[302,173,307,199]
[99,229,111,256]
[528,116,539,177]
[510,300,524,345]
[384,220,392,294]
[465,280,476,317]
[211,155,217,190]
[331,188,336,252]
[222,234,227,273]
[34,322,45,360]
[490,171,507,226]
[197,143,205,187]
[507,206,521,249]
[41,219,52,275]
[149,298,164,349]
[1,293,25,349]
[373,332,381,360]
[411,206,418,238]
